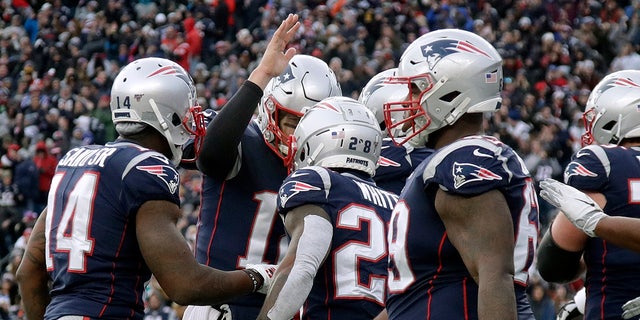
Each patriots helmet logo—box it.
[361,77,387,103]
[599,77,640,94]
[420,39,491,70]
[314,101,343,114]
[136,165,180,194]
[452,161,502,189]
[564,162,598,180]
[273,64,296,88]
[279,180,321,207]
[146,65,192,91]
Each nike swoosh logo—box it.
[290,172,308,178]
[576,150,590,158]
[473,148,494,158]
[381,145,391,149]
[576,198,596,208]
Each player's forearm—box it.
[196,81,262,178]
[257,260,314,320]
[17,256,50,320]
[167,267,256,305]
[19,281,50,320]
[594,216,640,253]
[477,274,517,320]
[257,264,292,320]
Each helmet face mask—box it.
[581,70,640,146]
[257,55,342,163]
[110,57,206,164]
[287,96,382,177]
[383,74,435,146]
[383,29,503,147]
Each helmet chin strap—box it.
[149,98,181,165]
[304,143,324,168]
[612,113,623,144]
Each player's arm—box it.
[257,204,333,320]
[538,178,640,251]
[136,200,262,305]
[435,188,517,320]
[592,216,640,252]
[196,14,300,180]
[16,208,51,320]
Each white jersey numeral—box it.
[334,205,387,304]
[238,191,287,266]
[387,201,414,292]
[45,172,97,272]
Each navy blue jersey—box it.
[386,135,538,320]
[374,138,433,195]
[278,166,397,320]
[44,141,180,320]
[195,120,289,318]
[564,145,640,320]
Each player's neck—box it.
[432,114,483,149]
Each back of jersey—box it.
[45,141,180,320]
[279,166,398,320]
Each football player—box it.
[382,29,539,319]
[186,14,342,319]
[15,57,274,320]
[358,68,433,195]
[257,96,393,320]
[537,69,640,319]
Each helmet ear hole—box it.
[300,143,308,162]
[171,113,182,126]
[602,121,616,131]
[440,91,461,102]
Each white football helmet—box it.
[110,57,206,164]
[383,29,503,146]
[256,54,342,163]
[581,69,640,146]
[288,96,382,177]
[358,68,409,137]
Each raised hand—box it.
[249,13,301,89]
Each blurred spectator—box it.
[0,273,17,320]
[529,282,557,320]
[609,41,640,71]
[32,141,56,213]
[0,170,19,232]
[13,148,38,215]
[0,145,19,175]
[143,289,177,320]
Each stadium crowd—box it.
[0,0,639,319]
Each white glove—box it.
[556,300,582,320]
[183,304,232,320]
[539,178,608,237]
[623,296,640,319]
[246,264,277,294]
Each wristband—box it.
[242,268,264,293]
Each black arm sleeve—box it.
[536,226,584,283]
[196,81,263,180]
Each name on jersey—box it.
[354,180,398,210]
[58,147,117,168]
[346,157,369,167]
